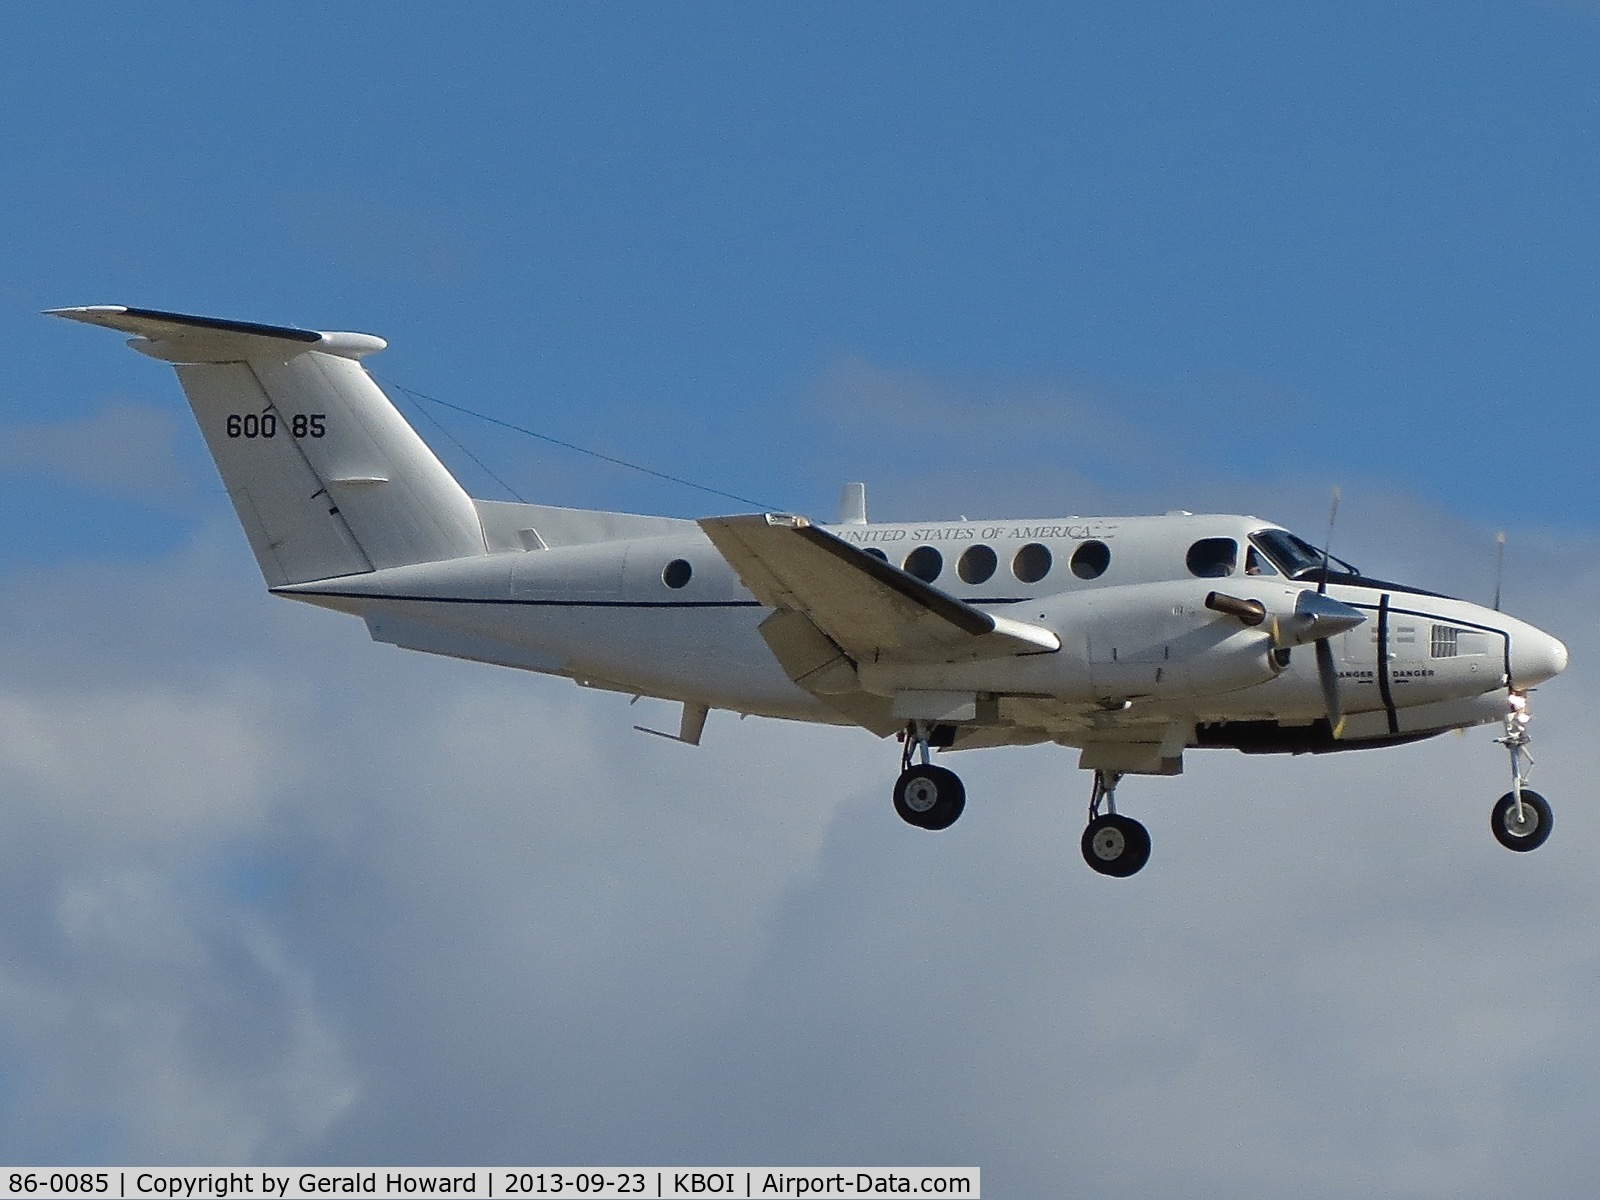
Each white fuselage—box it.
[276,509,1566,755]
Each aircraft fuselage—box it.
[276,511,1565,758]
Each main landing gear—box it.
[1081,770,1151,878]
[889,726,1151,876]
[1491,691,1553,852]
[893,721,966,831]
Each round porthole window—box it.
[1070,540,1111,580]
[863,547,888,562]
[1012,542,1052,583]
[662,559,692,588]
[958,544,997,585]
[903,545,943,582]
[1186,538,1238,579]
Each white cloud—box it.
[24,873,358,1164]
[0,442,1596,1196]
[0,402,202,502]
[0,684,277,843]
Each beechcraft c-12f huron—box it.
[51,305,1570,876]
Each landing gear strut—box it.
[892,721,966,831]
[1491,691,1552,852]
[1081,770,1151,877]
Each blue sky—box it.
[4,5,1600,1196]
[9,5,1599,542]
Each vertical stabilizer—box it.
[49,306,488,586]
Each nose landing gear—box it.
[1491,691,1552,852]
[892,721,966,830]
[1081,770,1151,877]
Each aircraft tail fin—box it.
[49,307,487,586]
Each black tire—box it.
[1081,814,1152,877]
[1491,790,1552,852]
[893,765,966,831]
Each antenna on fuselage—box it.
[1493,531,1507,612]
[837,482,868,525]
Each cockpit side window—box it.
[1186,537,1238,578]
[1250,529,1358,580]
[1244,546,1276,576]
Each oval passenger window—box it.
[1071,540,1111,580]
[662,559,693,588]
[903,545,943,582]
[1012,542,1052,583]
[957,544,997,585]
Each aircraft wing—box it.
[699,514,1060,663]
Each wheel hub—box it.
[1504,805,1540,837]
[903,778,939,813]
[1091,826,1127,861]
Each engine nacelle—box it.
[1063,579,1284,699]
[860,579,1284,702]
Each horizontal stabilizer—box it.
[47,305,387,363]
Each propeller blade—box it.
[1493,531,1506,612]
[1318,486,1341,595]
[1315,636,1345,738]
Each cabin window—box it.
[662,559,692,589]
[957,544,997,584]
[1070,540,1111,580]
[1012,542,1052,583]
[904,545,943,582]
[1186,537,1238,578]
[862,547,888,562]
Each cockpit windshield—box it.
[1249,528,1359,581]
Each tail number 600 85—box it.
[225,413,325,438]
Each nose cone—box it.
[1512,627,1569,687]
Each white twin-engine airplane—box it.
[53,306,1570,876]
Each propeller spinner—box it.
[1206,587,1366,735]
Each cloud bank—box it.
[1,367,1597,1198]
